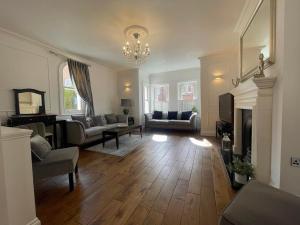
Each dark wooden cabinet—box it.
[7,114,67,149]
[7,114,56,127]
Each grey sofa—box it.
[144,112,197,131]
[66,114,129,146]
[219,180,300,225]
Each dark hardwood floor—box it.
[34,131,234,225]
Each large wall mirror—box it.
[240,0,276,81]
[14,89,46,115]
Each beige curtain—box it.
[67,59,95,116]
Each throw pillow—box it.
[30,135,52,161]
[91,115,107,126]
[71,115,89,128]
[117,115,128,124]
[105,114,118,124]
[168,111,178,120]
[181,111,193,120]
[153,111,163,119]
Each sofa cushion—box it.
[105,123,128,129]
[169,120,190,128]
[71,115,90,128]
[117,115,128,123]
[153,111,163,119]
[91,115,107,126]
[30,135,52,161]
[148,119,169,126]
[105,114,118,124]
[85,126,107,138]
[181,111,193,120]
[168,111,178,120]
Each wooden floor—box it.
[35,132,234,225]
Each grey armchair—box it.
[19,122,79,191]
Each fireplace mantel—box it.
[231,77,276,184]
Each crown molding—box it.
[234,0,261,34]
[0,26,104,68]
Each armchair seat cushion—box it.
[33,147,79,179]
[220,180,300,225]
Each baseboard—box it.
[26,217,41,225]
[200,130,215,137]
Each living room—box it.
[0,0,300,225]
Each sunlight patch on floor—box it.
[189,137,212,147]
[152,134,168,142]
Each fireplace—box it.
[242,109,252,163]
[231,77,276,184]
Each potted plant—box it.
[123,108,129,115]
[229,157,254,185]
[191,106,198,113]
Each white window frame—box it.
[151,84,169,112]
[177,80,198,112]
[59,62,86,115]
[143,84,150,114]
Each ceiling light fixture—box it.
[122,25,150,66]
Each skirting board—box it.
[201,130,215,137]
[26,218,41,225]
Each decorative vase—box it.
[234,173,248,184]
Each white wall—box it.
[0,28,119,123]
[199,51,238,136]
[139,69,150,123]
[237,0,300,196]
[149,68,201,112]
[278,0,300,195]
[117,68,140,123]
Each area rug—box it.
[85,134,148,157]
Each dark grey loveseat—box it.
[144,112,197,131]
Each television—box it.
[219,93,234,123]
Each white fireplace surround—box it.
[231,77,276,184]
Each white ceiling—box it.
[0,0,246,74]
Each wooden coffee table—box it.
[102,125,143,149]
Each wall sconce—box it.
[213,74,224,80]
[124,82,131,92]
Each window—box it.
[177,81,198,112]
[60,63,85,115]
[151,84,169,112]
[143,85,150,114]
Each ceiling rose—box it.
[122,25,150,66]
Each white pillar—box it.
[0,126,41,225]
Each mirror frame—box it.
[13,88,46,115]
[240,0,276,82]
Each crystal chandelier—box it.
[122,25,150,65]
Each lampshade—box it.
[121,99,132,107]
